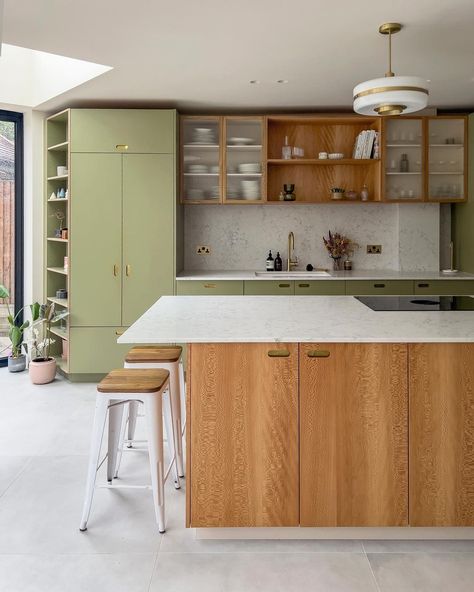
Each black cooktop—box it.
[356,296,474,311]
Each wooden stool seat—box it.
[125,346,182,364]
[98,368,169,394]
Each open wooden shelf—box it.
[47,267,67,275]
[47,237,68,243]
[47,297,68,308]
[48,141,69,152]
[49,326,68,340]
[47,197,69,202]
[268,158,377,166]
[47,174,69,181]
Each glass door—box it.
[0,110,23,366]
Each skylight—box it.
[0,44,112,107]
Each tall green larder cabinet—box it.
[44,109,178,380]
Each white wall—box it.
[184,203,441,272]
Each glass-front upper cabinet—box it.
[383,117,423,201]
[181,117,221,203]
[224,117,265,203]
[427,116,467,201]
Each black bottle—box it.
[266,250,274,271]
[274,251,283,271]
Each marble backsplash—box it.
[183,203,440,272]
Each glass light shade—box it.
[353,75,429,116]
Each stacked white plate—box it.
[192,127,215,144]
[208,186,220,198]
[228,137,254,146]
[187,188,204,200]
[188,164,208,174]
[241,179,260,200]
[238,163,261,174]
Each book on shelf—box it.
[352,130,378,159]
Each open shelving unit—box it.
[45,108,70,372]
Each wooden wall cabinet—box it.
[299,343,408,526]
[409,343,474,526]
[188,343,299,527]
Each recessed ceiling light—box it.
[277,79,289,84]
[249,80,260,84]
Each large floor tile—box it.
[150,552,378,592]
[0,454,163,554]
[368,552,474,592]
[363,539,474,553]
[0,456,31,497]
[0,553,156,592]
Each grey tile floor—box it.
[1,369,474,591]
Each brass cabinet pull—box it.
[116,144,128,151]
[113,264,119,276]
[278,283,290,288]
[307,350,330,358]
[126,264,131,277]
[204,283,216,288]
[299,283,310,288]
[115,329,125,336]
[418,283,430,288]
[268,349,290,357]
[374,283,386,288]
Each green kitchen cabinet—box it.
[244,280,295,295]
[122,154,175,325]
[69,327,131,374]
[177,280,243,295]
[70,109,175,154]
[70,153,123,327]
[294,280,345,295]
[414,280,474,295]
[345,280,414,296]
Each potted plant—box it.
[25,301,69,384]
[0,284,29,372]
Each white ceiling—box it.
[3,0,474,113]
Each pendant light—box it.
[353,23,429,116]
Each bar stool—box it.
[79,368,179,534]
[116,346,185,479]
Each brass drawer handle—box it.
[113,264,119,277]
[307,350,330,358]
[374,283,386,288]
[418,283,430,288]
[116,144,128,151]
[268,349,290,357]
[278,283,290,288]
[126,264,131,277]
[204,283,216,289]
[115,330,125,336]
[299,283,310,288]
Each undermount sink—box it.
[255,271,331,278]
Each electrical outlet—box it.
[196,245,211,255]
[366,244,382,254]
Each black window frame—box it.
[0,109,24,367]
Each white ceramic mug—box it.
[57,165,68,176]
[318,152,328,159]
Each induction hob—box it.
[356,296,474,311]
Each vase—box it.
[331,257,343,271]
[8,354,26,373]
[29,357,57,385]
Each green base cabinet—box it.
[244,280,294,295]
[345,280,414,296]
[414,280,474,295]
[69,327,131,374]
[295,281,345,295]
[177,280,243,295]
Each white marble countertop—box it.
[176,269,474,281]
[118,296,474,344]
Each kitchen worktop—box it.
[176,269,474,281]
[118,295,474,344]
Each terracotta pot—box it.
[29,357,57,385]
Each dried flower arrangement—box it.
[323,231,355,270]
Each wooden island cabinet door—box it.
[409,344,474,526]
[300,343,408,526]
[188,343,299,527]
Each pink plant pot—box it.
[29,358,57,385]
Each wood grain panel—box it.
[189,343,299,527]
[409,343,474,526]
[300,343,408,526]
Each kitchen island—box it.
[119,296,474,533]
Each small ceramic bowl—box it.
[328,153,344,160]
[345,191,358,200]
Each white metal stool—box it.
[79,368,179,534]
[116,346,185,479]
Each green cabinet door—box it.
[70,109,175,154]
[69,327,131,374]
[414,280,474,295]
[122,154,175,326]
[70,153,122,327]
[345,280,414,295]
[294,280,345,295]
[176,280,244,295]
[244,280,295,295]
